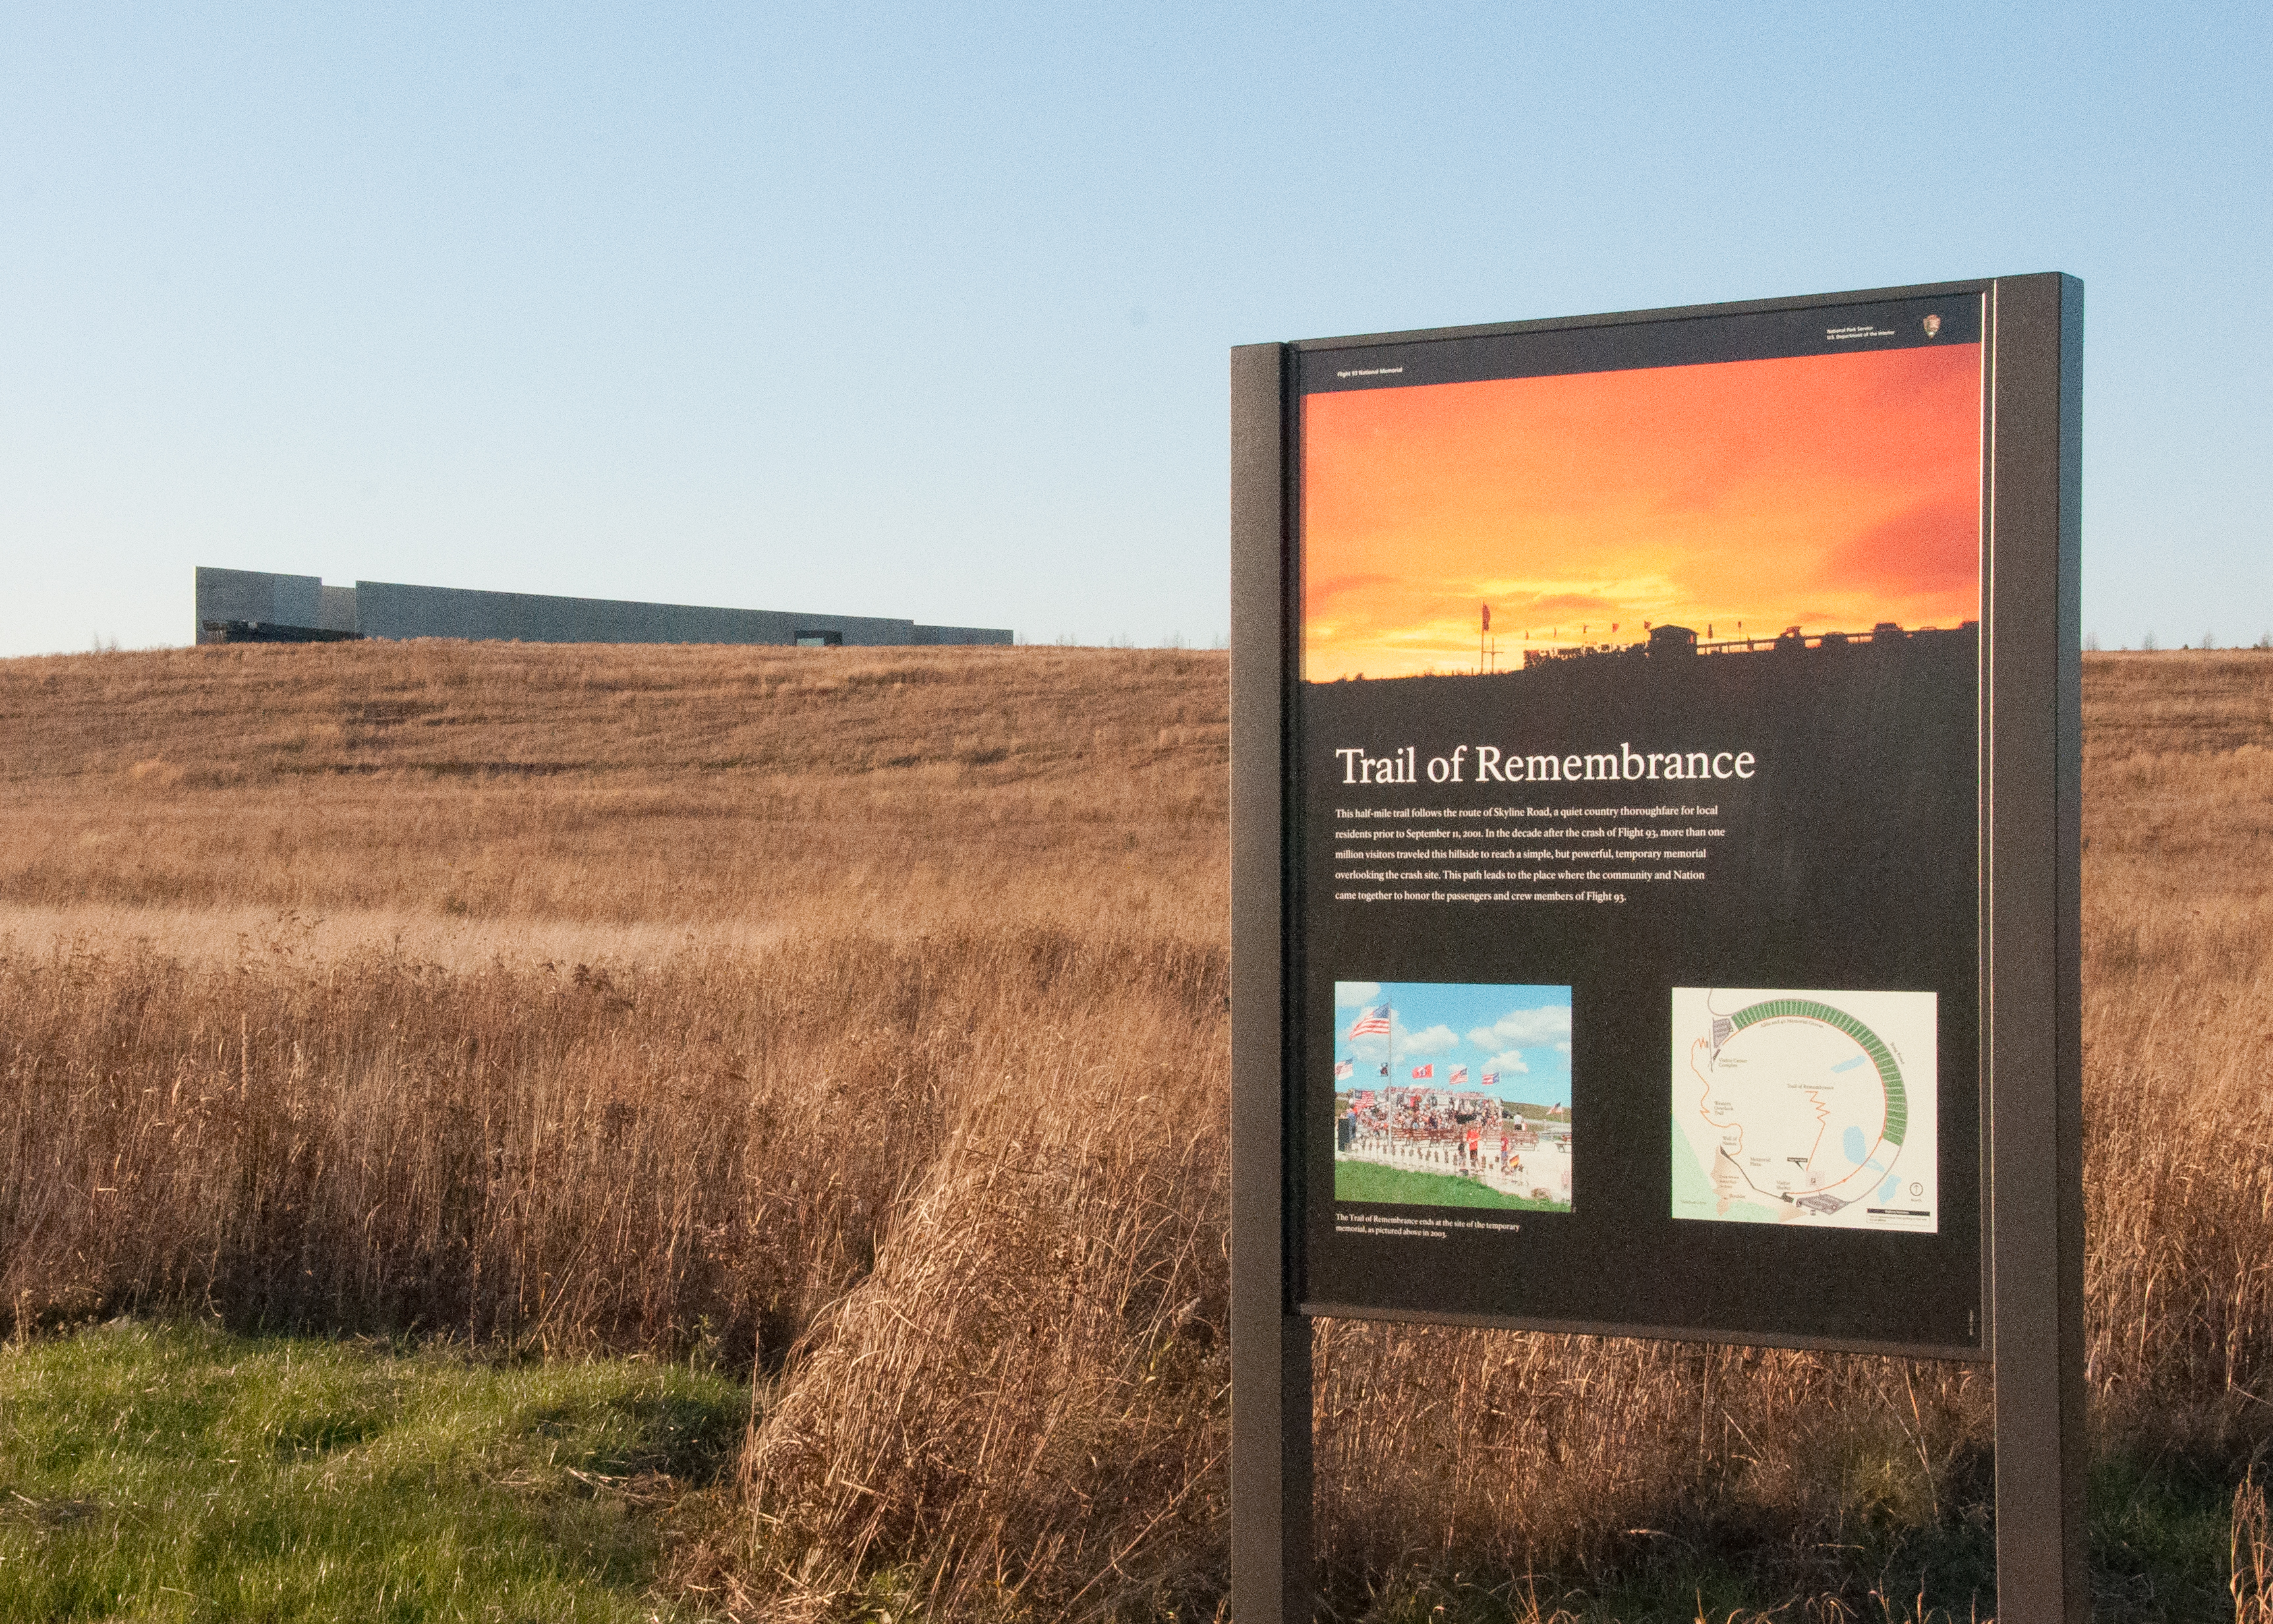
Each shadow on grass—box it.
[1317,1429,2262,1624]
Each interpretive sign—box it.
[1230,277,2084,1622]
[1289,289,1991,1348]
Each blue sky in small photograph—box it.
[1332,981,1570,1107]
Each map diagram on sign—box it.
[1671,987,1938,1232]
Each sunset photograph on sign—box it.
[1300,343,1983,682]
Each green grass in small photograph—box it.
[0,1320,747,1623]
[1333,1159,1568,1211]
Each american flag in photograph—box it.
[1482,1072,1499,1088]
[1348,1003,1391,1037]
[1334,1058,1354,1080]
[1410,1062,1433,1080]
[1449,1066,1468,1086]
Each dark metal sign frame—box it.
[1229,274,2083,1622]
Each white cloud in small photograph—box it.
[1400,1024,1460,1056]
[1335,981,1382,1007]
[1468,1002,1571,1052]
[1485,1050,1532,1076]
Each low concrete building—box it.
[195,567,1012,648]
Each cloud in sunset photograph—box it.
[1300,343,1982,681]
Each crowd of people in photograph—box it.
[1335,1088,1563,1178]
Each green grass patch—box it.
[0,1320,747,1623]
[2087,1443,2253,1620]
[1333,1159,1568,1211]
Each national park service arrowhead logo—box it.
[1922,313,1943,337]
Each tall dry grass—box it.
[2239,1476,2272,1624]
[5,642,2272,1619]
[3,928,1221,1371]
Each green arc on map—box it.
[1725,997,1907,1146]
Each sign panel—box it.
[1289,293,1988,1352]
[1231,274,2083,1621]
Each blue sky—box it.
[3,3,2267,657]
[1333,980,1570,1106]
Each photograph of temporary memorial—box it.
[1300,339,1983,683]
[1331,980,1573,1211]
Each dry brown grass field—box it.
[3,640,2271,1622]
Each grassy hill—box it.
[3,643,2271,1622]
[0,639,1225,946]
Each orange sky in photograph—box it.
[1300,344,1982,681]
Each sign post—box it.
[1230,336,1313,1623]
[1982,275,2089,1622]
[1230,276,2083,1622]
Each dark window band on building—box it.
[194,567,1013,649]
[197,620,362,644]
